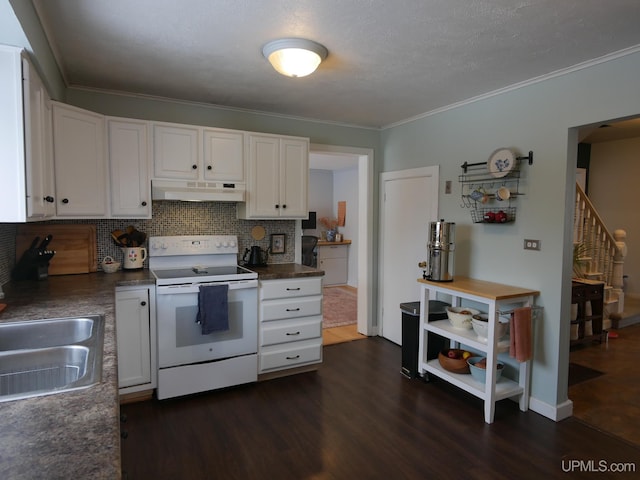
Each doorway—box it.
[568,115,640,446]
[306,144,374,337]
[379,166,439,345]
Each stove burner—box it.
[192,266,208,274]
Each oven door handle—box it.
[156,279,258,295]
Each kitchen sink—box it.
[0,316,100,351]
[0,315,104,402]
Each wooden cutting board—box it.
[16,224,97,275]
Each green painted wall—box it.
[381,51,640,413]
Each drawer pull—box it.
[286,308,301,312]
[286,331,301,336]
[286,287,301,291]
[286,355,301,360]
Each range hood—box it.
[151,180,245,202]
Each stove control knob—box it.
[223,241,229,247]
[229,240,236,247]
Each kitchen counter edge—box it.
[0,270,155,480]
[249,263,325,280]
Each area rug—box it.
[323,287,357,328]
[568,362,605,387]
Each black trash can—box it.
[400,300,450,378]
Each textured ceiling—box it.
[32,0,640,128]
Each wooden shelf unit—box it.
[417,276,539,424]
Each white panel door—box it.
[108,119,150,217]
[248,134,280,217]
[153,123,200,179]
[115,288,151,388]
[52,103,107,216]
[203,128,244,181]
[279,137,309,217]
[380,167,439,345]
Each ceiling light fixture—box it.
[262,38,328,78]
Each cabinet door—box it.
[153,123,200,179]
[108,118,151,217]
[247,134,280,217]
[115,288,151,388]
[23,57,55,220]
[52,103,107,216]
[279,137,308,218]
[203,128,244,181]
[319,257,348,285]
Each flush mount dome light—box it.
[262,38,328,78]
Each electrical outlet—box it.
[445,180,452,194]
[524,239,541,251]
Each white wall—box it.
[589,137,640,296]
[307,169,334,239]
[380,50,640,419]
[308,167,359,287]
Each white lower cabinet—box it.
[317,244,348,285]
[259,277,323,376]
[115,286,157,394]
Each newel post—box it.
[612,229,627,314]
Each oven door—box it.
[156,279,258,368]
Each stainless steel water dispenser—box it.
[424,219,455,282]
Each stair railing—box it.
[574,182,626,313]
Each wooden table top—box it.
[418,276,539,301]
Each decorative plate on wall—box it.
[251,225,266,240]
[487,148,515,178]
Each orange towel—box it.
[509,307,532,362]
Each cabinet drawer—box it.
[260,277,322,300]
[261,317,322,346]
[261,296,322,322]
[585,285,603,300]
[260,339,322,372]
[317,244,347,260]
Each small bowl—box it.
[101,256,120,273]
[467,356,504,384]
[438,349,471,374]
[446,306,480,330]
[471,315,509,342]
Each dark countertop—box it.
[0,264,318,478]
[249,263,324,280]
[0,270,154,480]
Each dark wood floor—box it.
[121,338,640,479]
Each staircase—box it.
[573,183,635,329]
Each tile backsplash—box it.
[0,201,296,285]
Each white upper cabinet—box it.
[0,46,55,222]
[52,102,108,217]
[238,134,308,219]
[23,56,56,220]
[153,123,200,180]
[202,128,244,182]
[153,122,245,183]
[108,118,151,218]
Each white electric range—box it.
[149,235,258,400]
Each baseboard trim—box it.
[529,396,573,421]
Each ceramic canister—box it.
[122,247,147,270]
